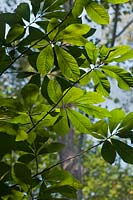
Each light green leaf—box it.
[63,87,84,104]
[57,24,91,39]
[6,24,25,43]
[48,79,62,104]
[109,108,125,133]
[101,66,133,90]
[37,45,54,75]
[101,141,116,164]
[77,104,111,119]
[67,108,92,133]
[54,109,69,135]
[31,39,49,49]
[0,121,18,136]
[16,130,28,141]
[72,0,86,18]
[59,36,87,46]
[85,42,98,64]
[112,139,133,164]
[90,120,108,139]
[92,70,110,96]
[86,2,109,25]
[55,46,80,81]
[47,18,59,40]
[107,0,129,4]
[113,49,133,62]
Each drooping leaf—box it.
[86,2,109,25]
[112,139,133,164]
[30,0,41,16]
[85,42,98,64]
[47,79,62,104]
[72,0,86,18]
[0,48,11,74]
[101,66,133,90]
[0,22,5,44]
[109,108,125,133]
[55,46,80,81]
[6,24,25,43]
[37,45,54,75]
[0,162,10,180]
[101,140,116,164]
[15,3,30,21]
[92,70,110,96]
[67,108,92,133]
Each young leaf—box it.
[6,24,25,43]
[47,79,62,104]
[101,141,116,164]
[111,139,133,164]
[101,66,133,90]
[86,2,109,25]
[85,42,98,64]
[109,108,125,133]
[55,46,80,81]
[67,108,92,133]
[92,70,110,96]
[37,45,54,75]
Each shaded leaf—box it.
[6,24,25,43]
[15,3,30,21]
[47,18,59,40]
[101,140,116,164]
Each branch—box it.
[26,68,93,133]
[110,5,119,47]
[32,141,103,177]
[0,9,72,76]
[116,19,133,38]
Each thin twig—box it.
[116,19,133,38]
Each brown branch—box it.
[116,19,133,38]
[110,5,119,47]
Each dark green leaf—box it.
[6,24,25,43]
[0,48,11,74]
[0,162,10,181]
[112,139,133,164]
[18,154,35,164]
[101,140,116,164]
[15,3,30,21]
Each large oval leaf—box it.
[86,2,109,25]
[101,140,116,164]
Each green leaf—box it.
[0,121,18,136]
[31,39,49,49]
[85,42,98,64]
[0,48,11,74]
[113,49,133,62]
[37,45,54,75]
[77,104,111,119]
[21,83,39,107]
[92,70,110,96]
[112,139,133,164]
[101,66,133,90]
[86,2,109,25]
[90,120,108,139]
[47,18,59,40]
[117,112,133,139]
[55,46,80,81]
[67,108,92,133]
[54,109,69,135]
[107,0,129,4]
[18,154,35,164]
[0,22,5,44]
[101,141,116,164]
[6,24,25,43]
[30,0,41,16]
[47,79,62,104]
[109,108,125,133]
[15,130,28,141]
[0,162,10,181]
[15,3,30,21]
[72,0,86,18]
[46,142,65,153]
[63,87,84,104]
[12,162,32,185]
